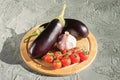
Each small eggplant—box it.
[29,4,66,58]
[63,19,89,38]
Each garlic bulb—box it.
[57,31,76,51]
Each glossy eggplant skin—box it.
[29,19,63,58]
[63,19,89,38]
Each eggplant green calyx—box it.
[57,3,66,26]
[24,26,45,43]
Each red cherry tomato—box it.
[54,51,63,60]
[53,60,62,69]
[70,48,75,53]
[44,53,54,63]
[62,49,67,54]
[61,56,71,67]
[69,53,80,64]
[77,51,88,62]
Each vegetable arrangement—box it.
[24,3,90,69]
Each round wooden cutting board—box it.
[20,25,97,76]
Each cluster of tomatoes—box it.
[43,47,89,69]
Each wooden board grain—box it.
[20,25,97,76]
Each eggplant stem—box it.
[24,26,45,43]
[57,3,66,26]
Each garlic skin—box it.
[57,31,77,51]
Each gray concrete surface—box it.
[0,0,120,80]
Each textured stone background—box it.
[0,0,120,80]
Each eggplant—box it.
[29,4,66,58]
[63,19,89,38]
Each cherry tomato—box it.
[44,53,54,63]
[70,48,75,53]
[77,51,88,62]
[61,56,71,67]
[54,51,63,60]
[53,60,62,69]
[69,53,80,64]
[62,49,67,54]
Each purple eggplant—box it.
[29,4,66,58]
[63,19,89,38]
